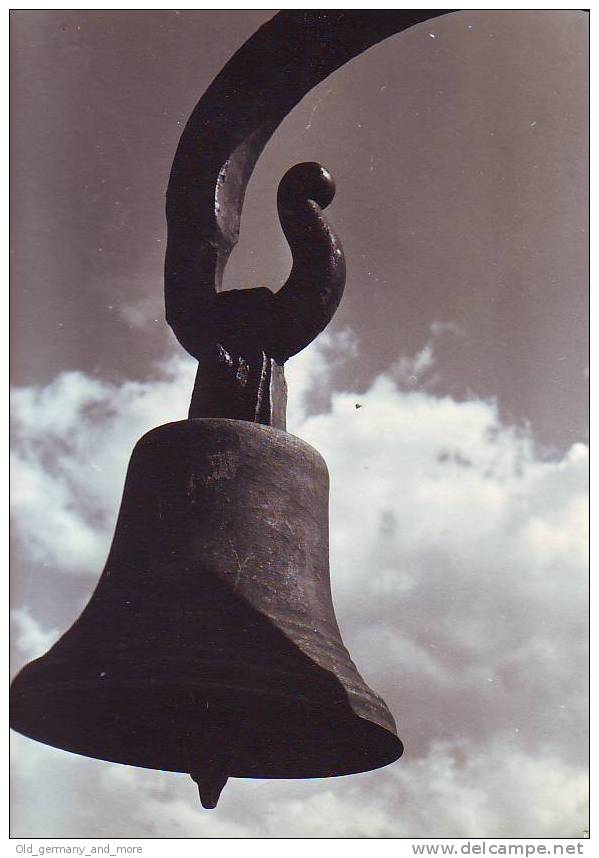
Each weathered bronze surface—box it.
[11,10,457,810]
[11,421,402,808]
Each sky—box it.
[10,9,588,839]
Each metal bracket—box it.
[165,10,454,424]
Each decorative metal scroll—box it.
[165,10,453,426]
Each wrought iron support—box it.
[165,10,454,427]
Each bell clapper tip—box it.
[190,758,230,809]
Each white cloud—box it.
[393,343,434,386]
[11,355,197,575]
[11,608,61,661]
[119,294,167,330]
[10,733,587,838]
[391,319,464,388]
[10,334,588,837]
[285,328,358,424]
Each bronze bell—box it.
[11,10,414,805]
[11,419,403,808]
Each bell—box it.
[10,419,403,808]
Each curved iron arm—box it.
[165,10,455,364]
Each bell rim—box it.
[11,675,403,779]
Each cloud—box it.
[11,355,197,576]
[393,343,435,386]
[10,332,588,837]
[118,294,167,330]
[285,328,359,424]
[11,608,61,662]
[391,319,465,388]
[10,733,587,838]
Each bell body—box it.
[11,419,402,783]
